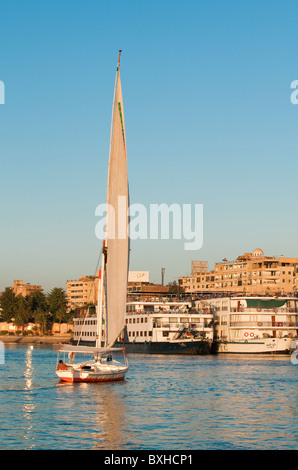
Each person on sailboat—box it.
[57,360,68,370]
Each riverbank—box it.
[0,334,72,345]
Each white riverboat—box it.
[73,300,214,355]
[202,296,298,354]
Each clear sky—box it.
[0,0,298,292]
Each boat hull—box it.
[212,337,292,354]
[56,364,128,383]
[115,339,212,355]
[56,371,127,383]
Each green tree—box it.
[13,295,31,332]
[0,288,18,322]
[47,288,69,331]
[167,281,183,294]
[34,307,51,335]
[28,291,51,334]
[28,291,49,315]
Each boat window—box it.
[231,315,241,321]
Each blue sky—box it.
[0,0,298,292]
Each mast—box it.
[96,242,106,348]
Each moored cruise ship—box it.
[73,300,214,355]
[201,296,298,354]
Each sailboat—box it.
[56,51,129,383]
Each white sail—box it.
[105,52,129,348]
[55,53,129,384]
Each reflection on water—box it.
[0,346,297,450]
[55,381,127,449]
[92,385,127,450]
[22,346,36,448]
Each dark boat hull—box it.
[72,339,212,355]
[115,339,212,355]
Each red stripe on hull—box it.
[58,376,126,383]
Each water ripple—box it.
[0,347,297,449]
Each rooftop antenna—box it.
[161,268,165,286]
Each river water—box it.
[0,344,297,450]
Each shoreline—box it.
[0,334,72,345]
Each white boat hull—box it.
[56,362,128,383]
[215,337,292,354]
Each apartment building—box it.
[9,280,43,297]
[66,275,99,311]
[179,248,298,295]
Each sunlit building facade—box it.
[10,280,43,297]
[179,249,298,295]
[66,276,99,312]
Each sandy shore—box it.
[0,334,72,345]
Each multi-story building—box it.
[126,270,170,300]
[127,282,170,300]
[66,275,99,312]
[67,271,170,311]
[9,280,43,297]
[191,261,208,275]
[179,248,298,296]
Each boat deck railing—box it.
[216,308,298,314]
[228,321,298,328]
[153,321,213,329]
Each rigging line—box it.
[76,250,102,346]
[94,250,102,276]
[79,250,102,307]
[105,55,119,247]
